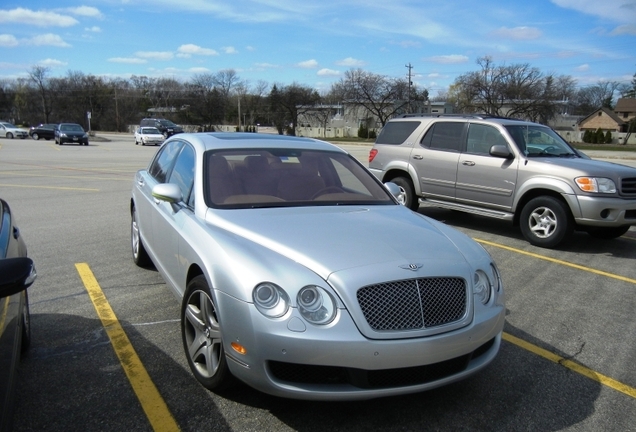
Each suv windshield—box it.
[505,125,577,157]
[159,120,178,127]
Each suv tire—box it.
[392,176,419,211]
[520,196,573,248]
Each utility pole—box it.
[405,63,413,113]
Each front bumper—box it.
[216,289,505,401]
[571,194,636,227]
[59,136,89,144]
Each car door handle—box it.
[412,155,423,160]
[462,161,475,166]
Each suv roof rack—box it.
[396,113,519,120]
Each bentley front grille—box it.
[357,277,467,331]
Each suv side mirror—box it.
[490,145,513,159]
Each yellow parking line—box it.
[0,183,98,192]
[503,332,636,399]
[47,144,60,151]
[75,263,180,432]
[475,238,636,285]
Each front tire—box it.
[131,206,151,267]
[520,196,573,248]
[21,291,31,353]
[181,276,234,391]
[32,133,40,140]
[392,176,419,211]
[7,132,13,139]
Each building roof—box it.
[578,106,624,126]
[615,98,636,113]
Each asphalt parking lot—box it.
[1,133,635,431]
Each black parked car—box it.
[55,123,89,145]
[139,118,183,138]
[29,123,57,140]
[0,199,36,430]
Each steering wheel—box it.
[311,186,345,199]
[541,146,558,154]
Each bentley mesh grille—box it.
[357,277,467,331]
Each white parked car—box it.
[0,122,28,139]
[135,127,165,146]
[130,132,506,401]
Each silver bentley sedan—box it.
[130,132,505,401]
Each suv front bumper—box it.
[572,195,636,227]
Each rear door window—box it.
[420,122,465,152]
[375,121,421,145]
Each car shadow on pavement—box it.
[12,313,232,432]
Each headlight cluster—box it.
[253,283,337,325]
[473,263,502,305]
[575,177,616,194]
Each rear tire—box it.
[181,276,234,391]
[392,176,419,211]
[7,132,13,139]
[520,196,573,248]
[32,133,40,140]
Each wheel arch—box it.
[513,188,572,227]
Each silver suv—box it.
[369,114,636,248]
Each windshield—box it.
[205,149,395,208]
[60,124,84,132]
[505,125,577,157]
[1,123,17,128]
[142,128,161,134]
[159,120,177,127]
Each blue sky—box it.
[1,0,635,96]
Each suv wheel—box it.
[586,225,630,240]
[520,196,573,248]
[392,176,419,211]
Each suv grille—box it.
[621,177,636,195]
[357,277,467,331]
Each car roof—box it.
[387,114,542,127]
[172,132,347,153]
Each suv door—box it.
[455,123,518,210]
[410,121,466,200]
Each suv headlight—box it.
[575,177,616,193]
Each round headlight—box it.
[473,270,491,305]
[253,282,289,318]
[297,285,336,325]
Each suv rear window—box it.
[375,121,421,145]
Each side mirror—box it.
[152,183,183,204]
[384,182,407,205]
[490,144,514,159]
[0,257,36,297]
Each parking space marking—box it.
[75,263,180,432]
[0,183,99,191]
[475,238,636,285]
[503,333,636,399]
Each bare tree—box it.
[28,66,53,123]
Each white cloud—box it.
[551,0,636,23]
[177,44,218,57]
[67,6,103,18]
[136,51,174,61]
[575,64,590,71]
[297,59,318,68]
[189,67,211,73]
[611,24,636,35]
[317,68,340,76]
[109,57,148,64]
[0,34,19,47]
[85,26,101,33]
[0,8,78,27]
[29,34,71,47]
[222,46,238,54]
[426,54,469,64]
[335,57,366,67]
[491,26,542,40]
[254,62,279,69]
[38,58,68,67]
